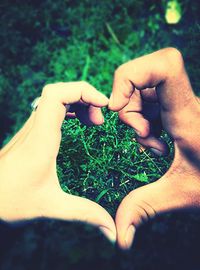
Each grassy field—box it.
[0,0,200,268]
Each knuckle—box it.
[80,80,91,88]
[165,47,182,58]
[42,83,54,97]
[118,109,126,119]
[121,192,149,225]
[42,82,65,98]
[164,47,184,69]
[114,62,131,81]
[114,66,123,78]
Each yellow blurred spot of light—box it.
[165,0,182,24]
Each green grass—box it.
[58,110,173,216]
[0,0,199,217]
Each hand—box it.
[0,81,116,243]
[109,48,200,249]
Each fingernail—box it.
[134,129,141,136]
[125,225,136,249]
[65,104,71,112]
[100,227,116,244]
[150,148,163,156]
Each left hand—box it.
[0,81,116,243]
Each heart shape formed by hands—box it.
[0,48,199,249]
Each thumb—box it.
[41,189,116,243]
[115,179,191,250]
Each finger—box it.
[136,107,170,156]
[34,81,108,133]
[118,90,169,155]
[109,71,134,111]
[42,190,116,243]
[118,89,150,137]
[120,111,150,138]
[119,107,169,155]
[141,87,157,103]
[115,179,192,250]
[136,135,169,156]
[71,104,104,126]
[115,182,159,250]
[88,106,105,125]
[24,82,108,155]
[66,112,76,119]
[109,48,196,116]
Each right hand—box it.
[109,48,200,249]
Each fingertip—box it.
[150,147,169,157]
[81,84,109,107]
[93,117,104,126]
[119,111,150,138]
[108,94,127,111]
[116,203,136,250]
[108,94,115,110]
[123,225,136,250]
[95,91,109,107]
[99,93,109,106]
[100,226,117,244]
[88,106,105,125]
[134,125,150,138]
[136,136,170,157]
[108,95,117,111]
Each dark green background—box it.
[1,0,200,144]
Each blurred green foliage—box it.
[0,0,200,215]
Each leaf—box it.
[133,173,149,183]
[95,188,111,203]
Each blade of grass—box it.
[81,55,91,81]
[95,188,111,203]
[105,22,121,45]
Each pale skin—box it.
[109,47,200,249]
[0,82,116,242]
[0,48,199,250]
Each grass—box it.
[58,109,173,217]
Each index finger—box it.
[109,48,195,113]
[34,81,108,132]
[24,82,108,157]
